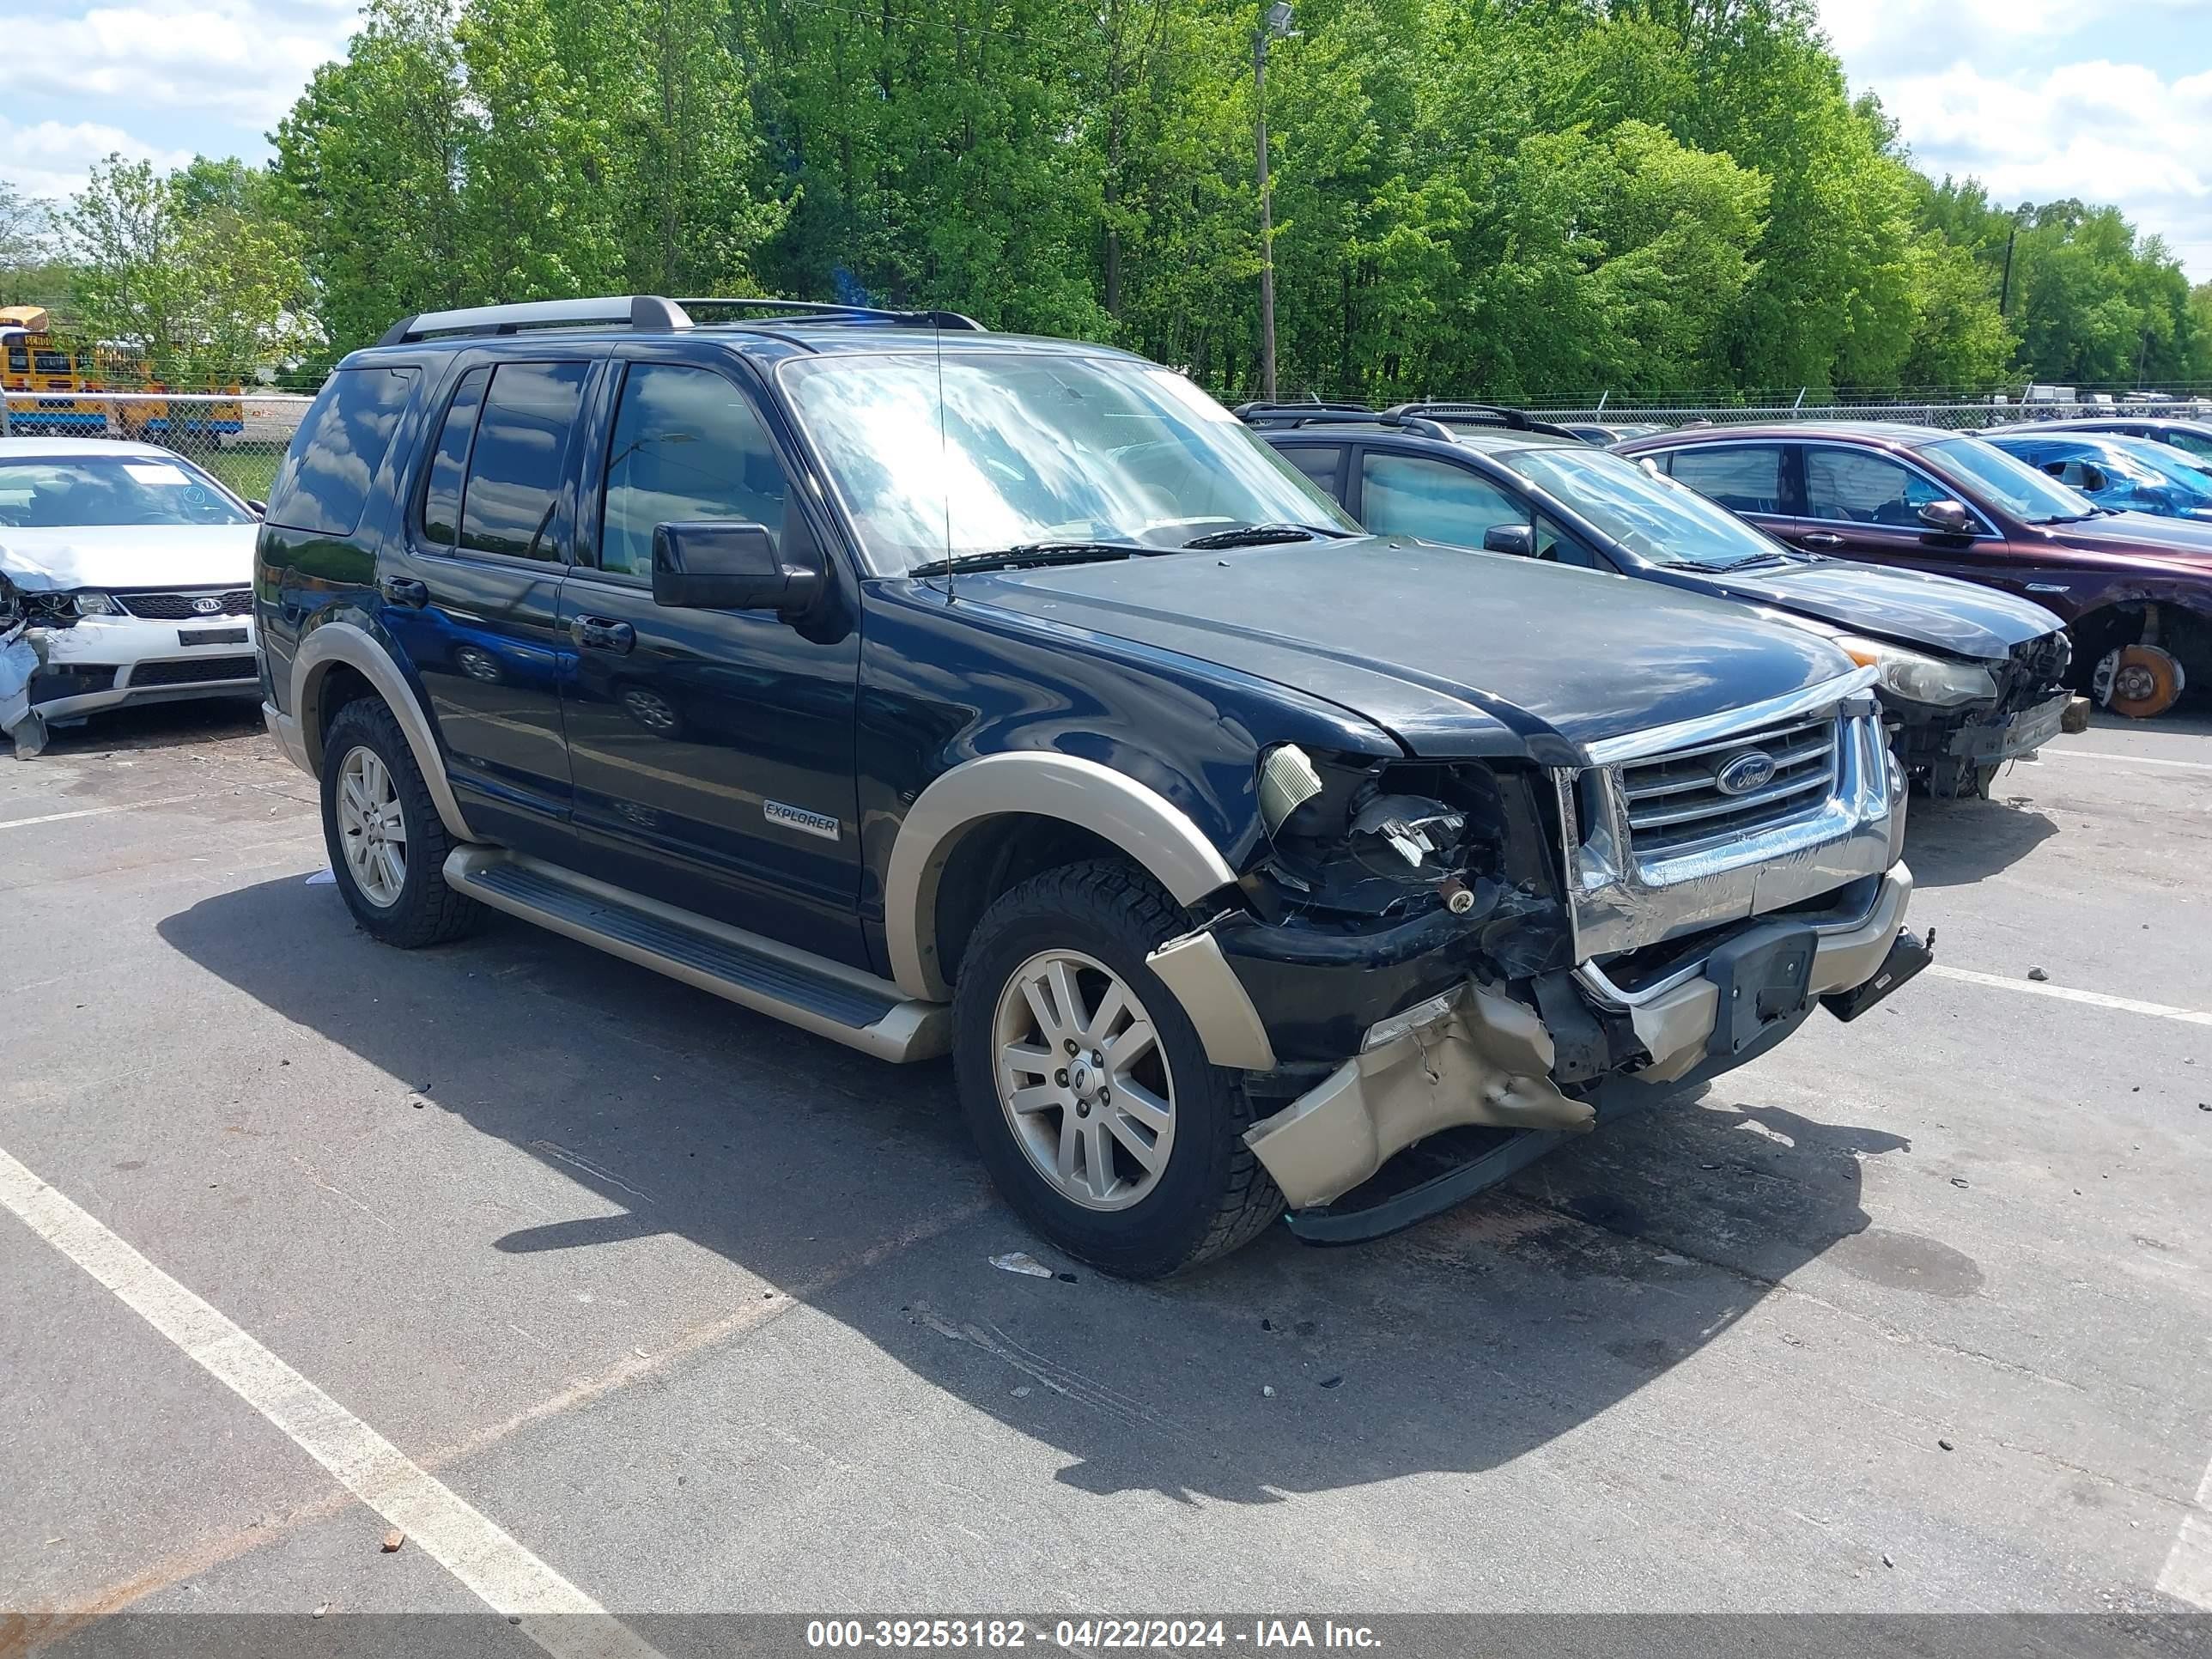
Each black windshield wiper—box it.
[1181,522,1346,550]
[2030,512,2100,526]
[908,541,1152,578]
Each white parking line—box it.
[0,793,200,831]
[0,1144,663,1658]
[2164,1456,2212,1608]
[2039,748,2212,773]
[1929,965,2212,1029]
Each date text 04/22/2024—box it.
[804,1620,1382,1650]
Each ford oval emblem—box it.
[1715,750,1778,796]
[190,596,223,615]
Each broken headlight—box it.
[1254,744,1514,916]
[73,590,124,617]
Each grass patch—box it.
[199,445,283,503]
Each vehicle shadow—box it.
[1901,791,2058,888]
[159,876,1915,1503]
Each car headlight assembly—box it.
[73,591,123,617]
[1833,634,1996,708]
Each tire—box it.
[319,698,483,948]
[951,859,1283,1279]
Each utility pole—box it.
[1254,1,1294,402]
[1998,204,2031,318]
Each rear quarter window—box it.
[265,366,419,536]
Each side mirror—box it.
[1916,499,1975,536]
[1481,523,1535,556]
[652,521,821,614]
[246,499,267,516]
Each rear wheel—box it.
[319,698,483,947]
[951,860,1282,1279]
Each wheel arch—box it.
[292,620,478,844]
[884,752,1240,1002]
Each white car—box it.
[1,438,262,753]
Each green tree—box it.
[62,155,310,384]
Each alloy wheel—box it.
[992,949,1176,1211]
[336,743,408,908]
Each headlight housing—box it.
[1832,634,1997,708]
[72,591,123,617]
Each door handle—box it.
[570,616,636,654]
[1796,532,1844,550]
[379,574,429,606]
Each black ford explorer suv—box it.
[256,295,1926,1278]
[1246,403,2077,799]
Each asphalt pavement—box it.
[2,698,2209,1650]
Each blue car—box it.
[1983,430,2212,523]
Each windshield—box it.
[779,351,1356,574]
[1920,437,2096,524]
[1494,444,1790,568]
[0,455,253,528]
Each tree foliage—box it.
[11,0,2212,396]
[58,155,312,383]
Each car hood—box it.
[0,524,258,592]
[1677,556,2062,660]
[962,537,1856,757]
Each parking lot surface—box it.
[3,702,2210,1641]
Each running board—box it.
[443,848,950,1062]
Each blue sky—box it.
[9,0,2212,278]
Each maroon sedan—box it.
[1613,422,2212,719]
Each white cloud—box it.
[0,118,196,204]
[40,0,358,126]
[1818,0,2212,278]
[1880,60,2212,275]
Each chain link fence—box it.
[2,391,313,503]
[1483,398,2212,433]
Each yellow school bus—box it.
[2,307,246,439]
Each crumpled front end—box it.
[1158,666,1923,1219]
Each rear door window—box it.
[420,367,490,548]
[1662,444,1788,514]
[265,366,419,536]
[1358,452,1522,547]
[1278,444,1347,502]
[458,362,590,561]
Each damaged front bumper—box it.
[1237,863,1920,1215]
[9,612,260,726]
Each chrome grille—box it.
[117,589,253,620]
[1619,715,1838,857]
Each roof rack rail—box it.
[1382,401,1584,441]
[1231,402,1456,441]
[377,295,694,346]
[677,297,986,331]
[376,293,988,347]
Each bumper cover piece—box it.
[1248,863,1917,1212]
[1243,983,1592,1210]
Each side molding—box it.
[884,751,1240,1002]
[290,621,478,844]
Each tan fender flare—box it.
[290,621,479,844]
[883,751,1239,1003]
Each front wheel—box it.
[951,860,1282,1279]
